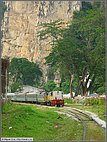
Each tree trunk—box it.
[81,82,84,96]
[87,74,96,92]
[84,75,90,97]
[76,67,87,97]
[75,80,81,96]
[70,74,74,98]
[84,84,88,97]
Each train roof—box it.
[7,93,15,96]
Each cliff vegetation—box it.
[38,2,105,97]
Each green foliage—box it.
[2,101,12,114]
[64,98,73,104]
[72,105,106,121]
[44,80,56,91]
[53,87,61,91]
[1,2,7,41]
[61,82,70,94]
[73,1,92,19]
[92,2,105,9]
[47,67,55,80]
[8,58,42,86]
[90,74,105,94]
[85,97,106,106]
[38,19,65,40]
[2,103,84,141]
[96,86,105,94]
[10,82,22,93]
[38,2,105,96]
[33,83,40,88]
[1,98,11,112]
[1,2,7,20]
[72,96,106,106]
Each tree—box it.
[61,82,70,94]
[72,3,105,96]
[60,2,105,96]
[38,19,65,41]
[8,58,42,86]
[10,82,22,93]
[1,2,7,20]
[1,2,7,41]
[38,2,105,97]
[38,19,80,98]
[53,86,61,91]
[44,80,56,92]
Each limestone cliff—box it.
[1,1,81,85]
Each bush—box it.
[10,82,22,93]
[72,96,106,105]
[85,97,106,106]
[64,98,73,104]
[44,80,57,91]
[34,83,40,88]
[96,86,105,94]
[53,87,61,91]
[61,82,70,94]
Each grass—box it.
[85,121,105,141]
[2,102,106,141]
[64,98,74,104]
[64,98,106,121]
[2,102,83,141]
[69,104,106,121]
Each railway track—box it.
[13,102,105,141]
[63,109,91,141]
[69,108,106,133]
[61,107,106,141]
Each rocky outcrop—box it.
[1,1,81,85]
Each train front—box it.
[51,91,64,107]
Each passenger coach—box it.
[7,91,64,107]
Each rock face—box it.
[1,1,81,85]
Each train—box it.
[7,91,64,107]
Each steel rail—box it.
[64,108,106,140]
[66,110,87,141]
[71,108,93,120]
[68,108,106,134]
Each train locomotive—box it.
[7,91,64,107]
